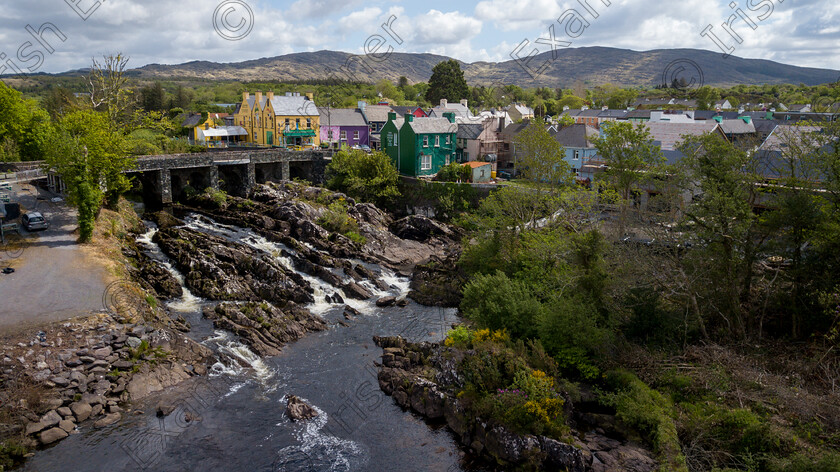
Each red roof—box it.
[463,161,490,168]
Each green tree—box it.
[46,110,134,241]
[425,59,469,104]
[513,120,572,189]
[325,148,400,205]
[0,81,56,161]
[593,121,664,235]
[139,82,166,112]
[694,86,721,111]
[677,132,761,338]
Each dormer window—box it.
[423,136,429,147]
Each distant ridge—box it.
[66,48,840,87]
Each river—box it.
[22,214,464,472]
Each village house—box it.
[455,115,505,167]
[381,112,457,178]
[359,102,394,150]
[506,103,535,122]
[318,107,369,149]
[429,99,473,121]
[552,124,600,177]
[391,105,428,119]
[233,91,320,147]
[463,161,493,183]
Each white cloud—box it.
[412,10,483,45]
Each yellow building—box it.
[233,91,320,147]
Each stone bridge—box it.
[129,149,331,205]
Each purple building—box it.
[318,108,369,149]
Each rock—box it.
[25,421,49,436]
[39,410,62,428]
[64,358,82,367]
[57,407,72,417]
[126,337,142,349]
[91,404,103,417]
[396,297,409,307]
[49,376,70,387]
[112,360,133,370]
[540,437,588,472]
[157,401,176,417]
[70,402,92,422]
[343,305,361,317]
[93,413,121,428]
[39,427,68,445]
[92,346,112,359]
[285,395,318,421]
[376,296,396,307]
[79,356,95,364]
[58,419,75,433]
[342,281,372,300]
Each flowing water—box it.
[23,215,463,472]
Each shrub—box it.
[436,161,471,183]
[460,270,543,339]
[317,201,359,235]
[326,148,400,205]
[601,369,687,472]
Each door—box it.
[266,131,273,146]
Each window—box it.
[285,118,290,128]
[306,118,311,128]
[435,136,440,147]
[421,154,431,170]
[353,130,360,140]
[422,136,429,147]
[295,118,301,129]
[445,135,450,145]
[573,150,581,160]
[341,130,347,141]
[445,156,450,165]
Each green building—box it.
[381,112,457,177]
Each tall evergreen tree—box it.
[425,59,469,104]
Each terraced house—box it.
[233,91,320,147]
[381,112,457,178]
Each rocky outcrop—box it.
[408,253,466,307]
[204,302,326,357]
[285,395,318,421]
[372,336,656,472]
[153,226,314,306]
[390,215,458,242]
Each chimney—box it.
[460,99,468,108]
[242,92,250,101]
[306,92,313,101]
[440,99,448,108]
[358,101,367,113]
[443,112,455,123]
[266,91,274,100]
[255,91,263,103]
[285,92,293,97]
[387,112,397,122]
[740,116,752,124]
[406,115,414,123]
[602,106,608,111]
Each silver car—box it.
[22,212,49,231]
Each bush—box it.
[326,148,400,205]
[436,161,471,182]
[601,370,687,472]
[623,287,683,347]
[317,201,359,236]
[461,271,543,339]
[202,187,228,207]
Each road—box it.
[0,183,108,335]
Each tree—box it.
[425,59,469,105]
[325,148,400,205]
[513,120,573,189]
[375,79,403,102]
[593,122,664,235]
[139,82,166,112]
[87,53,134,126]
[677,132,761,338]
[0,81,56,161]
[42,87,81,120]
[694,86,721,111]
[46,110,133,241]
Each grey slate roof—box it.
[408,117,457,134]
[391,106,423,117]
[598,109,628,119]
[644,121,721,151]
[269,96,318,116]
[719,119,756,135]
[318,108,367,126]
[363,105,395,123]
[457,123,484,140]
[553,124,599,148]
[500,122,530,137]
[625,110,651,119]
[430,104,471,119]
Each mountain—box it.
[127,47,840,88]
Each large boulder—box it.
[390,215,455,242]
[39,427,68,445]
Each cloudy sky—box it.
[1,0,839,74]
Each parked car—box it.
[359,145,371,153]
[22,212,48,231]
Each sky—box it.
[1,0,839,75]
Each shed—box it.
[463,161,492,183]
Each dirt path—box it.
[0,183,109,336]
